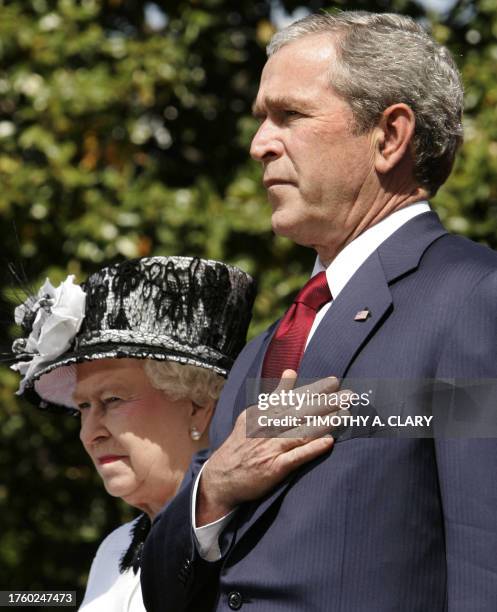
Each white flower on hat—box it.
[11,275,86,394]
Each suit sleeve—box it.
[140,450,215,612]
[434,270,497,611]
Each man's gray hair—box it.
[267,12,464,195]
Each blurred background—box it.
[0,0,496,604]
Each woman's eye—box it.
[103,396,122,406]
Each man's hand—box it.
[196,370,350,526]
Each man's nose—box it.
[79,406,109,447]
[250,120,284,162]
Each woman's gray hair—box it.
[143,360,225,407]
[267,11,464,196]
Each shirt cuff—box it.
[191,461,236,562]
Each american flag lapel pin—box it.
[354,308,371,321]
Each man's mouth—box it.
[263,179,294,188]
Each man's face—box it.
[250,35,377,258]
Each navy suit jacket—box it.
[141,213,497,611]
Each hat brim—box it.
[27,343,231,414]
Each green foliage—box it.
[0,0,495,600]
[429,1,497,243]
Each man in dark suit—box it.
[141,11,497,611]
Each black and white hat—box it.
[11,256,256,413]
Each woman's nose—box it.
[79,405,109,447]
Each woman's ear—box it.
[373,103,416,175]
[189,399,216,443]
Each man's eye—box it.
[77,402,90,411]
[283,110,300,118]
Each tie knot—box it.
[295,271,331,311]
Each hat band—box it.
[78,329,226,363]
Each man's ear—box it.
[373,103,416,174]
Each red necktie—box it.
[262,271,332,383]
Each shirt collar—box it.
[311,201,431,298]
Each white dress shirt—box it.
[193,201,431,561]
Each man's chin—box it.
[271,211,310,246]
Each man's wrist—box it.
[196,472,235,527]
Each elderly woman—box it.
[11,256,255,611]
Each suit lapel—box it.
[298,250,392,381]
[229,212,448,551]
[377,211,447,282]
[231,321,278,425]
[299,211,447,381]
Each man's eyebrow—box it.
[251,99,263,117]
[252,96,313,117]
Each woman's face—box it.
[74,358,202,518]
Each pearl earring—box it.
[190,426,201,441]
